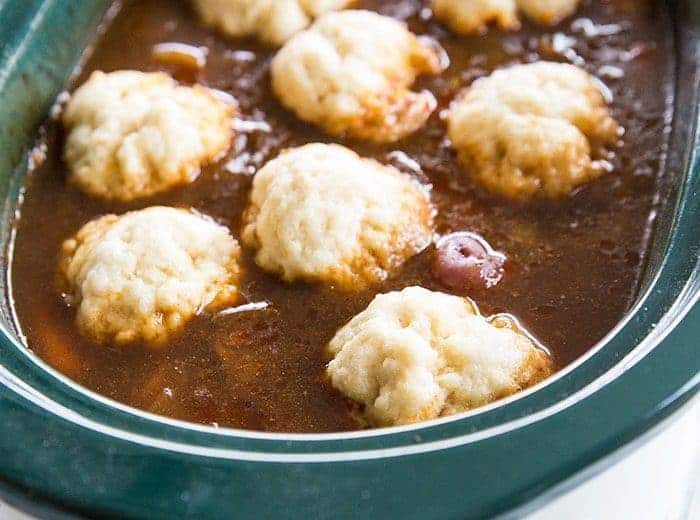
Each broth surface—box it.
[10,0,674,432]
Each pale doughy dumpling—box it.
[327,286,552,427]
[59,207,241,346]
[433,0,580,34]
[270,10,446,142]
[192,0,355,46]
[63,70,234,201]
[242,144,434,287]
[446,62,620,199]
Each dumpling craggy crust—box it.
[63,70,235,202]
[433,0,579,35]
[327,287,553,427]
[192,0,355,46]
[517,0,581,24]
[433,0,520,35]
[270,10,447,143]
[242,143,435,287]
[447,62,621,199]
[59,207,241,346]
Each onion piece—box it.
[152,42,208,70]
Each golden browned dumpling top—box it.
[433,0,580,35]
[59,207,241,346]
[63,70,235,201]
[447,62,620,199]
[270,10,447,143]
[327,286,552,427]
[192,0,355,46]
[242,143,434,288]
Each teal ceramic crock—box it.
[0,1,698,518]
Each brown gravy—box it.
[10,0,674,432]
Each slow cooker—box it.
[0,1,697,518]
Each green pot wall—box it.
[0,1,697,518]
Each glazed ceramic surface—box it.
[0,1,697,518]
